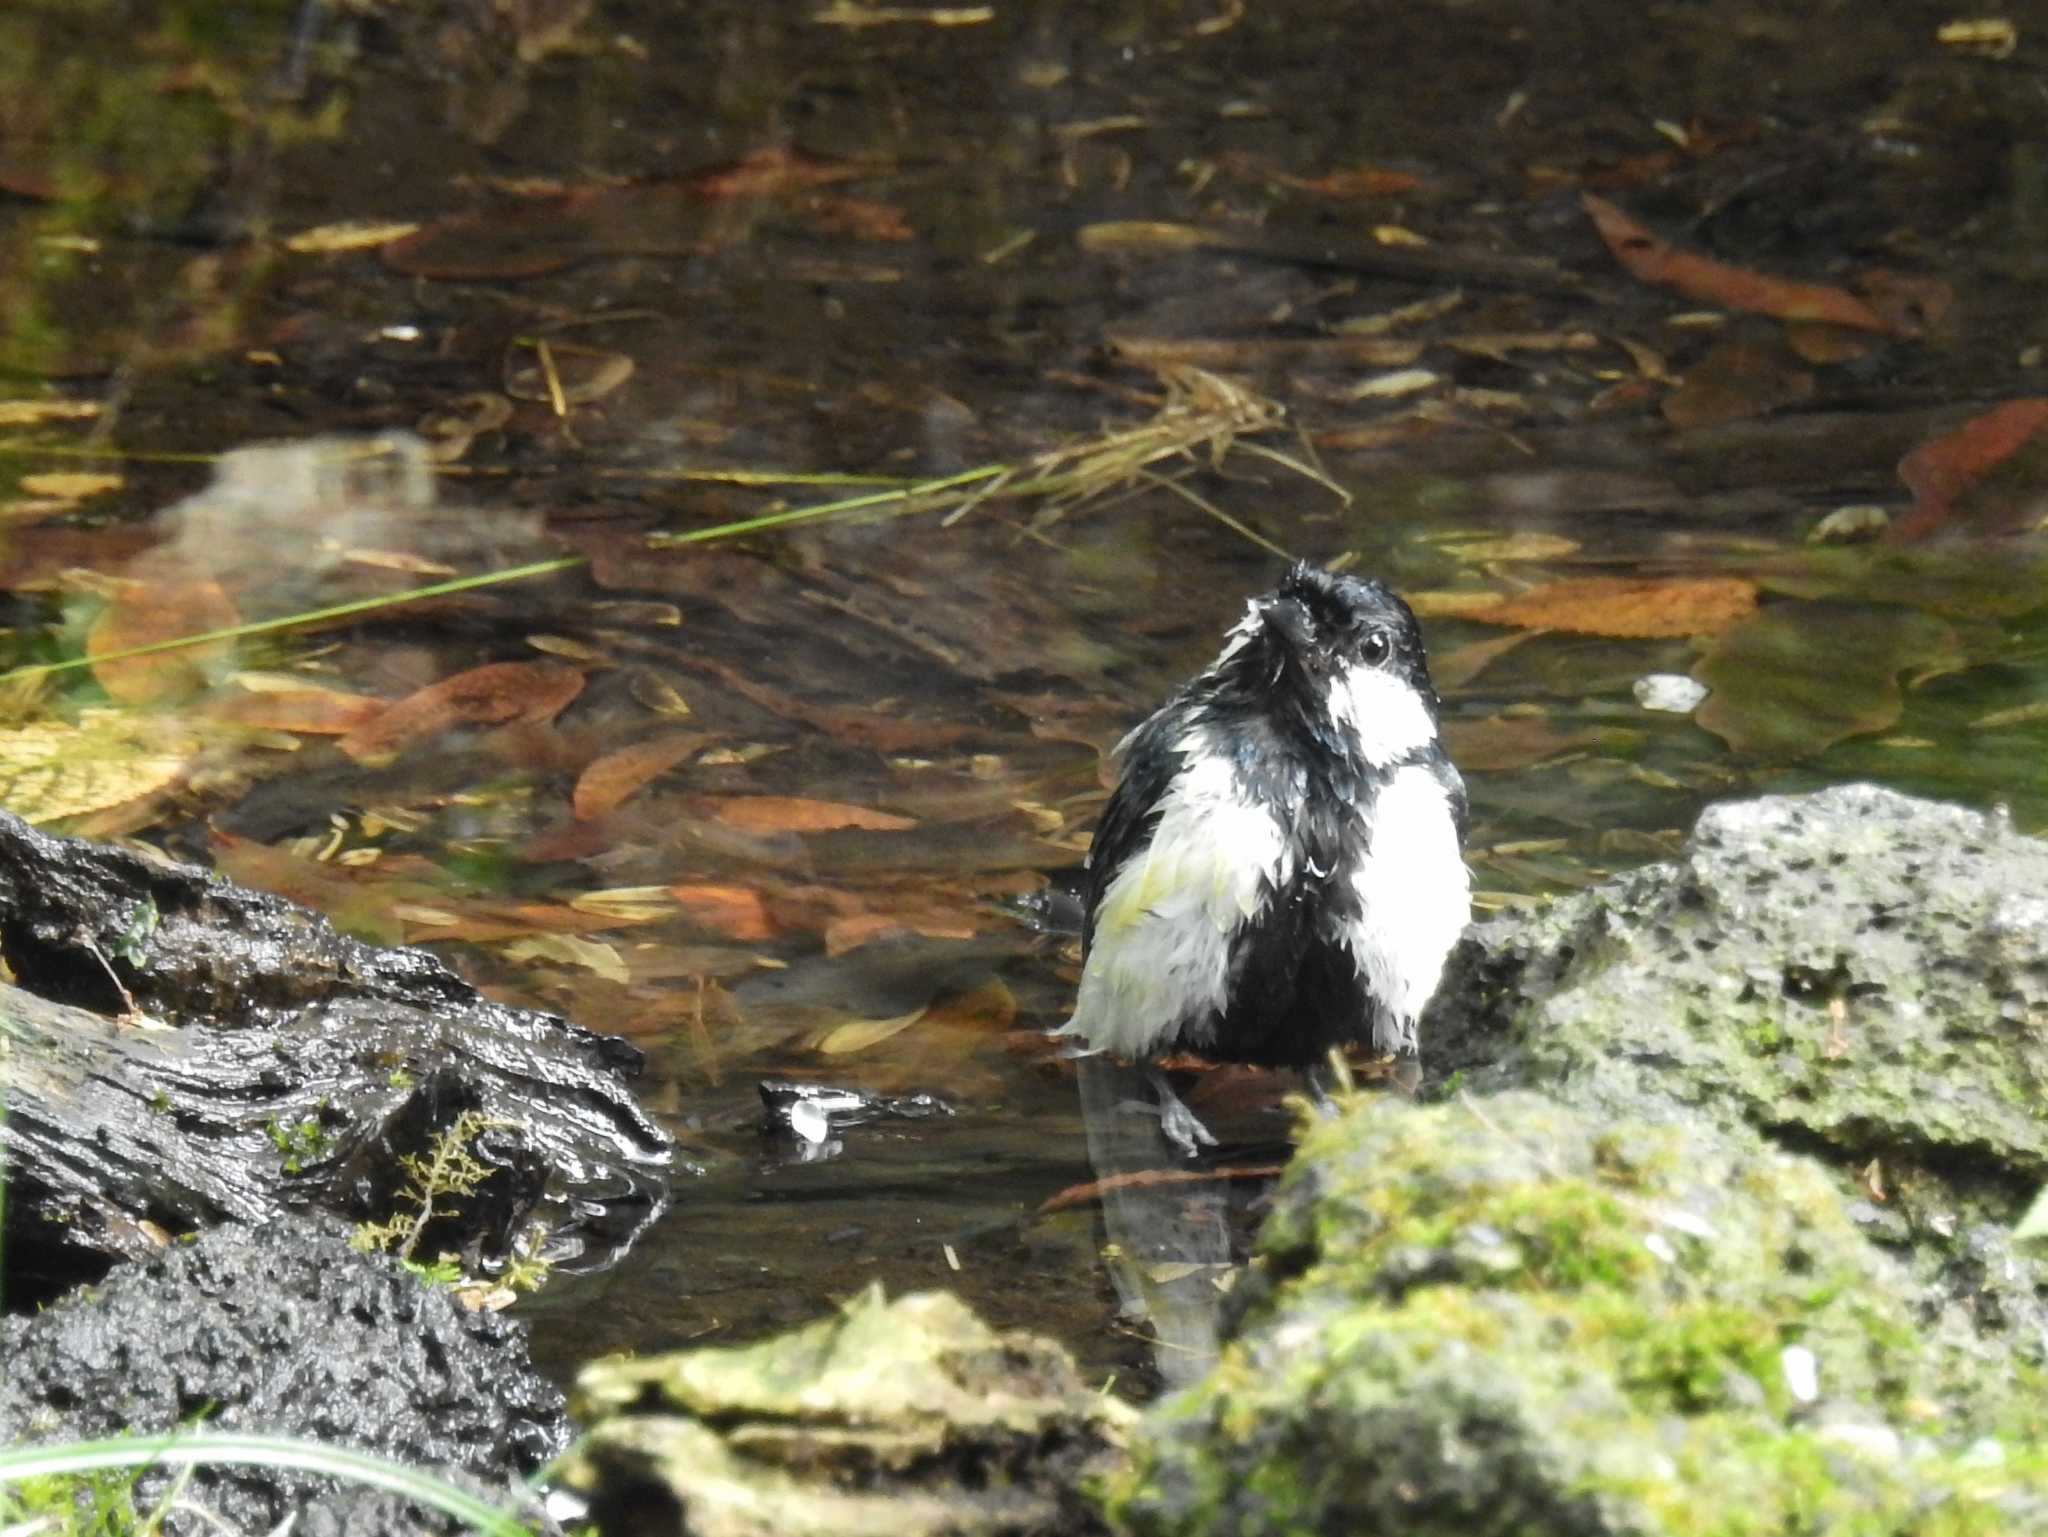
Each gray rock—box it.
[1428,782,2048,1191]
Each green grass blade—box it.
[0,1431,539,1537]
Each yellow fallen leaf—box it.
[814,1006,928,1054]
[501,933,628,983]
[20,472,122,500]
[1423,531,1581,563]
[0,710,195,824]
[284,220,422,254]
[0,400,101,426]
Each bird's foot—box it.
[1147,1067,1218,1157]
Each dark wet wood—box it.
[0,811,672,1278]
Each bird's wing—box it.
[1081,707,1189,957]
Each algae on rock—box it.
[1426,785,2048,1188]
[1422,784,2048,1361]
[1111,1093,2048,1537]
[560,1285,1133,1537]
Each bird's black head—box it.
[1267,562,1435,691]
[1207,561,1443,767]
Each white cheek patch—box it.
[1343,763,1470,1029]
[1330,662,1438,768]
[1061,739,1290,1058]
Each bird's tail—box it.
[1371,1008,1417,1058]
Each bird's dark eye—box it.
[1359,629,1393,667]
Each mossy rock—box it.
[561,1286,1133,1537]
[1110,1093,2048,1537]
[1427,786,2048,1194]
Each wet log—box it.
[0,810,672,1290]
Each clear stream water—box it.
[2,0,2045,1395]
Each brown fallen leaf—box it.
[1441,715,1604,774]
[823,907,980,955]
[573,731,714,820]
[797,193,914,242]
[1218,151,1424,200]
[1583,193,1900,334]
[670,883,779,941]
[1890,398,2048,542]
[402,900,646,944]
[339,660,584,763]
[706,795,917,834]
[1038,1163,1287,1216]
[680,654,980,752]
[812,3,993,27]
[1854,268,1954,336]
[1781,322,1879,366]
[204,674,385,736]
[922,978,1017,1031]
[382,148,887,279]
[87,579,241,703]
[1661,339,1815,430]
[1460,576,1758,637]
[207,831,417,945]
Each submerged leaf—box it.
[814,1006,928,1055]
[670,883,779,941]
[1583,194,1899,333]
[1428,630,1542,693]
[21,471,123,501]
[1751,543,2048,619]
[340,660,584,763]
[923,977,1018,1031]
[382,149,885,279]
[1460,577,1756,638]
[502,933,629,983]
[1693,603,1960,758]
[0,710,195,824]
[1442,715,1604,773]
[208,674,385,735]
[1660,339,1814,430]
[1891,398,2048,541]
[707,795,917,834]
[87,579,241,702]
[574,731,713,819]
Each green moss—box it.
[1114,1094,2043,1537]
[1608,1299,1788,1415]
[262,1109,332,1175]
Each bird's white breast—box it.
[1343,762,1470,1028]
[1061,735,1290,1058]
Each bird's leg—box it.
[1147,1066,1218,1157]
[1302,1051,1423,1120]
[1301,1059,1342,1120]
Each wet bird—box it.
[1058,562,1470,1152]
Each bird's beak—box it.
[1260,595,1313,650]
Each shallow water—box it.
[3,0,2046,1394]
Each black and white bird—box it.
[1058,561,1469,1151]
